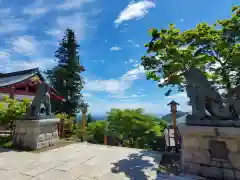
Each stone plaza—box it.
[0,142,205,180]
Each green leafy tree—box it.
[106,108,167,149]
[141,6,240,95]
[46,28,85,115]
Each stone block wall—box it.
[179,123,240,179]
[13,118,60,150]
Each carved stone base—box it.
[186,119,240,127]
[179,123,240,179]
[13,118,60,150]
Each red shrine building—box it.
[0,68,65,102]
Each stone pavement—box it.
[0,143,204,180]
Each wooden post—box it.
[60,119,65,138]
[104,135,108,145]
[104,122,108,145]
[81,112,86,141]
[168,101,179,150]
[10,86,15,99]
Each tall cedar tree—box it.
[46,29,85,115]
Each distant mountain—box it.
[76,111,188,123]
[76,114,106,122]
[161,111,188,124]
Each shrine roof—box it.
[0,68,44,88]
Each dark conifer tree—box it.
[46,29,85,115]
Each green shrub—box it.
[86,120,106,144]
[0,96,30,125]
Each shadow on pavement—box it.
[111,150,161,180]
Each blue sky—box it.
[0,0,238,115]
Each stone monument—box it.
[13,83,60,150]
[179,67,240,179]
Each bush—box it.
[86,108,167,150]
[86,120,106,144]
[0,96,30,126]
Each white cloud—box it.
[0,51,10,61]
[114,0,155,25]
[180,18,184,22]
[85,79,128,93]
[45,29,62,37]
[0,9,26,33]
[122,65,145,81]
[57,0,94,10]
[11,36,38,56]
[0,8,11,17]
[164,93,187,99]
[128,40,140,48]
[23,7,48,16]
[0,51,11,69]
[46,13,87,40]
[110,93,146,100]
[110,46,121,51]
[0,8,27,33]
[85,65,146,94]
[88,101,170,115]
[129,58,134,63]
[0,58,56,73]
[83,92,93,97]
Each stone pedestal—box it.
[13,118,60,150]
[179,123,240,179]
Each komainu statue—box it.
[26,83,52,117]
[183,68,240,121]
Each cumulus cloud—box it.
[114,0,155,25]
[10,36,39,56]
[0,57,56,73]
[57,0,95,10]
[46,13,88,40]
[84,65,146,94]
[110,46,121,51]
[23,7,48,16]
[0,8,26,33]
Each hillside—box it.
[161,111,188,124]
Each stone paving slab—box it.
[0,143,204,180]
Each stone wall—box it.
[179,123,240,179]
[13,118,60,150]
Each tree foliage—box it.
[141,6,240,95]
[46,28,85,115]
[86,108,167,150]
[86,120,105,144]
[0,96,30,125]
